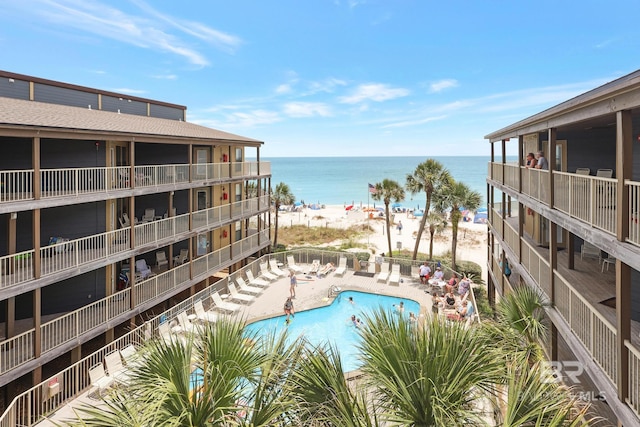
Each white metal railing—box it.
[504,221,519,260]
[491,162,503,184]
[504,163,520,190]
[40,228,130,277]
[0,169,34,201]
[520,239,551,298]
[521,166,550,205]
[0,329,34,375]
[554,271,617,384]
[0,249,35,289]
[554,171,617,236]
[491,206,503,239]
[134,214,189,247]
[1,162,271,203]
[627,180,640,247]
[626,341,640,416]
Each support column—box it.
[567,232,575,270]
[70,345,82,364]
[547,128,556,209]
[518,135,524,193]
[5,298,15,339]
[33,137,40,200]
[549,221,557,303]
[615,109,632,403]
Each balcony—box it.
[0,195,270,296]
[0,229,271,382]
[0,161,270,210]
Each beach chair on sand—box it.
[259,262,278,281]
[246,270,269,287]
[269,259,288,277]
[236,277,262,295]
[228,283,255,303]
[388,264,401,286]
[309,259,321,274]
[334,256,348,277]
[376,262,390,283]
[287,255,303,273]
[211,292,241,313]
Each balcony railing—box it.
[504,220,519,261]
[627,181,640,248]
[0,161,270,204]
[491,162,503,184]
[626,341,640,416]
[504,163,519,190]
[520,239,551,298]
[521,166,550,205]
[0,230,270,378]
[554,270,617,384]
[0,196,269,293]
[554,171,617,236]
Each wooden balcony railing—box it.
[627,180,640,248]
[521,166,550,205]
[0,161,270,203]
[504,221,519,261]
[491,162,503,184]
[520,239,551,298]
[0,230,270,378]
[554,171,617,236]
[554,270,617,384]
[625,341,640,416]
[0,196,269,292]
[504,163,519,190]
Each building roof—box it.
[0,96,262,144]
[484,69,640,142]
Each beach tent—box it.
[413,210,424,217]
[474,212,488,224]
[476,207,488,213]
[309,204,321,210]
[391,202,402,208]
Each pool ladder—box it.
[328,285,342,298]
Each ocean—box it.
[264,156,510,208]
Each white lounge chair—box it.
[269,259,287,277]
[173,249,189,265]
[158,320,185,344]
[177,311,199,334]
[259,262,278,281]
[88,362,114,397]
[228,283,255,303]
[334,256,347,277]
[141,208,156,223]
[236,277,262,295]
[317,262,335,277]
[287,255,303,273]
[135,259,153,280]
[193,300,217,323]
[576,168,590,175]
[211,292,241,313]
[580,242,601,261]
[596,168,613,178]
[377,262,390,283]
[309,259,320,274]
[388,264,401,286]
[120,344,144,369]
[104,350,130,385]
[156,251,168,269]
[246,270,269,287]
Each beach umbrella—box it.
[476,207,488,213]
[363,207,377,212]
[375,207,385,211]
[391,202,402,208]
[474,212,488,224]
[345,205,354,211]
[413,210,424,217]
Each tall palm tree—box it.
[371,179,405,257]
[425,211,447,260]
[405,159,451,260]
[272,182,294,249]
[440,179,481,271]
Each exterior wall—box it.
[41,138,106,168]
[0,137,32,170]
[101,95,147,116]
[34,82,98,109]
[0,78,29,100]
[150,103,184,121]
[135,142,188,165]
[559,128,617,174]
[41,202,106,244]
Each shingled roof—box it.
[0,96,262,144]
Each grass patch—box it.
[278,224,372,247]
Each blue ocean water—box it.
[265,156,510,208]
[245,290,420,372]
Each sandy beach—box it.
[277,204,489,282]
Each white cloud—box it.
[381,115,447,129]
[276,84,292,94]
[283,102,332,117]
[339,83,409,104]
[305,78,347,95]
[429,79,459,93]
[223,110,282,127]
[152,74,178,80]
[111,87,147,95]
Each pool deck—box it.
[37,265,435,426]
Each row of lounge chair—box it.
[376,263,401,286]
[88,344,142,396]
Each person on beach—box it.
[397,220,403,235]
[289,270,297,298]
[433,266,444,281]
[525,152,537,168]
[419,262,431,285]
[446,272,460,293]
[284,297,295,324]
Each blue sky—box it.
[1,0,640,157]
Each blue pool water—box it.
[244,290,421,372]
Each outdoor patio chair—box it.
[104,350,130,385]
[269,259,287,277]
[601,255,616,272]
[211,291,242,313]
[141,208,156,222]
[88,362,114,397]
[193,300,218,323]
[376,262,390,283]
[236,277,263,295]
[177,310,199,334]
[120,344,144,369]
[156,251,168,269]
[596,168,613,178]
[576,168,590,175]
[580,242,601,262]
[228,283,255,303]
[287,255,303,273]
[246,270,269,287]
[135,259,152,280]
[334,256,348,277]
[158,321,185,345]
[388,264,401,286]
[259,262,278,281]
[309,259,321,274]
[173,249,189,265]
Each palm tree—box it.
[405,159,451,260]
[371,179,405,257]
[272,182,294,249]
[440,179,481,271]
[424,211,447,260]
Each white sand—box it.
[277,204,489,282]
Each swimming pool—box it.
[244,290,421,372]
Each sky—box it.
[1,0,640,157]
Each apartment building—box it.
[486,70,640,425]
[0,71,272,406]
